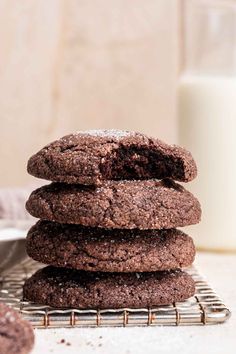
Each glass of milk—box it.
[178,0,236,251]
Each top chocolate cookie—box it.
[27,130,197,185]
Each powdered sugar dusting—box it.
[77,129,132,139]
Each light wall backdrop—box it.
[0,0,179,186]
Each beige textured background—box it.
[0,0,179,186]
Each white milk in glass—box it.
[178,0,236,250]
[179,75,236,250]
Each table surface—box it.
[32,252,236,354]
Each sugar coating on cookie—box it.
[23,266,195,309]
[27,130,197,185]
[77,129,133,138]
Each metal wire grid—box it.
[0,258,230,327]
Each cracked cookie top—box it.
[26,179,201,229]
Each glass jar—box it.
[178,0,236,251]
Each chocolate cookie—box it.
[27,130,197,185]
[26,179,201,229]
[0,303,34,354]
[23,266,195,309]
[26,220,196,272]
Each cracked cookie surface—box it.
[23,266,195,309]
[0,303,34,354]
[26,179,201,229]
[27,130,197,185]
[26,220,196,272]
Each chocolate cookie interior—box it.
[99,144,186,181]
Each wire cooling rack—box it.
[0,258,230,327]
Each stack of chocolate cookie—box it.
[23,130,201,309]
